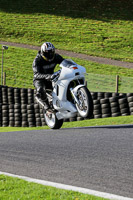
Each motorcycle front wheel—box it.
[76,86,93,118]
[44,111,63,129]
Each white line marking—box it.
[0,171,132,200]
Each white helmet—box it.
[41,42,55,62]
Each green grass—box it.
[1,115,133,132]
[0,175,109,200]
[85,73,133,93]
[0,0,133,62]
[1,45,133,92]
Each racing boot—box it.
[35,95,49,110]
[35,93,54,118]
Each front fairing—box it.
[59,59,86,80]
[52,59,86,115]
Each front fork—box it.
[70,88,80,105]
[70,84,85,106]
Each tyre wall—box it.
[0,85,133,127]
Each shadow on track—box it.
[62,124,133,130]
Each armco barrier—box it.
[0,85,133,127]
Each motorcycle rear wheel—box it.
[44,111,63,129]
[76,86,93,118]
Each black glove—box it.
[50,70,61,81]
[50,74,56,80]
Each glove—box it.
[50,73,57,80]
[51,70,61,81]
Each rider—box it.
[32,42,64,112]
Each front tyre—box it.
[44,111,63,129]
[76,86,93,118]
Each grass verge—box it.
[0,174,109,200]
[0,115,133,132]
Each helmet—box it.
[41,42,55,62]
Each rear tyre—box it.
[76,87,93,118]
[44,111,63,129]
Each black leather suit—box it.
[32,50,64,108]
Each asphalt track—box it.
[0,125,133,198]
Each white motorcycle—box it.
[44,59,93,129]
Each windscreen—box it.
[60,59,77,68]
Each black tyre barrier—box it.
[93,99,101,119]
[0,85,133,127]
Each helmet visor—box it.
[42,49,55,61]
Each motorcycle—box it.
[44,59,93,129]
